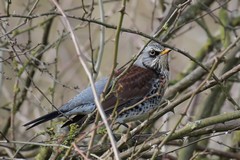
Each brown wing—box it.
[102,65,157,112]
[62,66,157,127]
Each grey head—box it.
[134,41,171,75]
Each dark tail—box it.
[23,111,60,130]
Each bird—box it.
[24,41,171,130]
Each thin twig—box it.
[0,140,70,149]
[87,0,105,156]
[94,0,106,79]
[73,142,89,160]
[50,0,120,159]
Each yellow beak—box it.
[160,48,171,55]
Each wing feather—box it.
[102,66,157,113]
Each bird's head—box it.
[134,42,171,75]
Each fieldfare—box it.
[24,41,171,129]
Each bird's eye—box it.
[149,49,158,57]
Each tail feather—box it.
[24,111,60,130]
